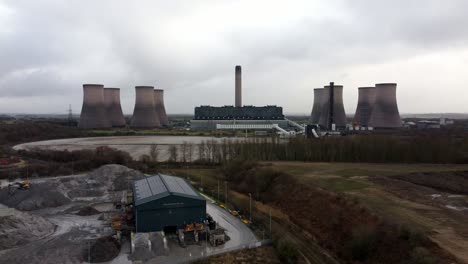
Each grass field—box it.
[164,161,468,263]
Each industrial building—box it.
[353,87,376,127]
[133,174,206,233]
[154,89,169,126]
[368,83,402,128]
[104,88,126,127]
[310,88,324,124]
[318,85,347,128]
[131,86,161,128]
[191,66,293,131]
[78,84,111,129]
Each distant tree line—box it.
[171,135,468,164]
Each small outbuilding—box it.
[133,174,206,233]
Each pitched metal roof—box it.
[133,174,204,206]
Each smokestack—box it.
[353,87,376,127]
[154,89,169,126]
[235,65,242,107]
[78,84,111,129]
[130,86,160,128]
[104,88,126,127]
[310,88,324,124]
[368,83,402,128]
[318,84,347,128]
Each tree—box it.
[149,144,159,162]
[168,145,178,163]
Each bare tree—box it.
[167,145,178,163]
[198,141,206,163]
[149,144,159,162]
[180,142,188,164]
[187,142,194,163]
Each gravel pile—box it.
[84,236,121,263]
[0,208,55,249]
[76,206,101,216]
[87,164,145,191]
[0,182,71,211]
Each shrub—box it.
[346,225,378,261]
[275,239,299,264]
[410,247,436,264]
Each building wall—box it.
[135,195,206,233]
[190,119,290,131]
[194,105,284,120]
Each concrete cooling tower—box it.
[153,89,169,126]
[78,84,111,129]
[353,87,376,127]
[130,86,160,128]
[104,88,126,127]
[319,85,347,128]
[310,88,324,124]
[368,83,402,128]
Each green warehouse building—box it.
[133,174,206,232]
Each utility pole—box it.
[224,181,227,207]
[248,193,252,223]
[328,82,335,131]
[217,179,220,201]
[269,208,272,238]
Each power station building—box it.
[133,174,206,233]
[78,84,111,129]
[191,66,289,131]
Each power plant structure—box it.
[131,86,161,128]
[310,88,325,124]
[353,87,376,127]
[235,65,242,107]
[191,65,298,131]
[368,83,402,128]
[154,89,169,126]
[104,88,126,127]
[78,84,111,129]
[318,84,347,128]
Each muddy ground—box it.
[0,164,145,264]
[370,171,468,263]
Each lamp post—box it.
[248,193,252,223]
[224,181,227,207]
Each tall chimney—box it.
[235,65,242,107]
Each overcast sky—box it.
[1,0,468,115]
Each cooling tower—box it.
[235,65,242,107]
[78,84,111,129]
[130,86,160,128]
[318,85,347,128]
[368,83,402,128]
[353,87,376,127]
[104,88,126,127]
[154,89,169,126]
[310,88,324,124]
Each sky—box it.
[1,0,468,115]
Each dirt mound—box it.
[391,171,468,194]
[87,164,145,191]
[0,182,71,211]
[84,236,120,263]
[76,206,101,216]
[0,208,55,250]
